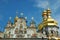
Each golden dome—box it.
[46,17,58,25]
[15,11,19,21]
[38,19,58,30]
[38,8,58,30]
[38,23,43,30]
[15,16,19,21]
[46,8,51,14]
[42,10,47,16]
[38,18,58,30]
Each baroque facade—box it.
[0,8,59,38]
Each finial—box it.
[15,11,19,19]
[25,17,27,19]
[31,17,34,20]
[47,8,50,10]
[20,13,23,16]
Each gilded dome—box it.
[42,10,47,16]
[15,16,19,21]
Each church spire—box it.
[14,11,19,22]
[30,17,35,24]
[30,17,36,28]
[8,16,12,24]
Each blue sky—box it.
[0,0,60,32]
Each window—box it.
[27,34,30,38]
[19,30,23,34]
[15,28,19,34]
[51,30,53,34]
[4,34,7,38]
[24,31,26,34]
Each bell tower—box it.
[4,17,12,38]
[38,8,59,38]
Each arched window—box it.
[15,28,19,34]
[51,30,53,34]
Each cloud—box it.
[34,0,49,9]
[51,0,60,13]
[33,0,60,13]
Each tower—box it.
[38,8,59,38]
[13,13,27,38]
[27,17,37,38]
[30,17,36,28]
[4,17,13,38]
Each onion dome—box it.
[45,8,58,26]
[38,8,59,30]
[42,10,47,16]
[15,16,19,20]
[42,10,47,21]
